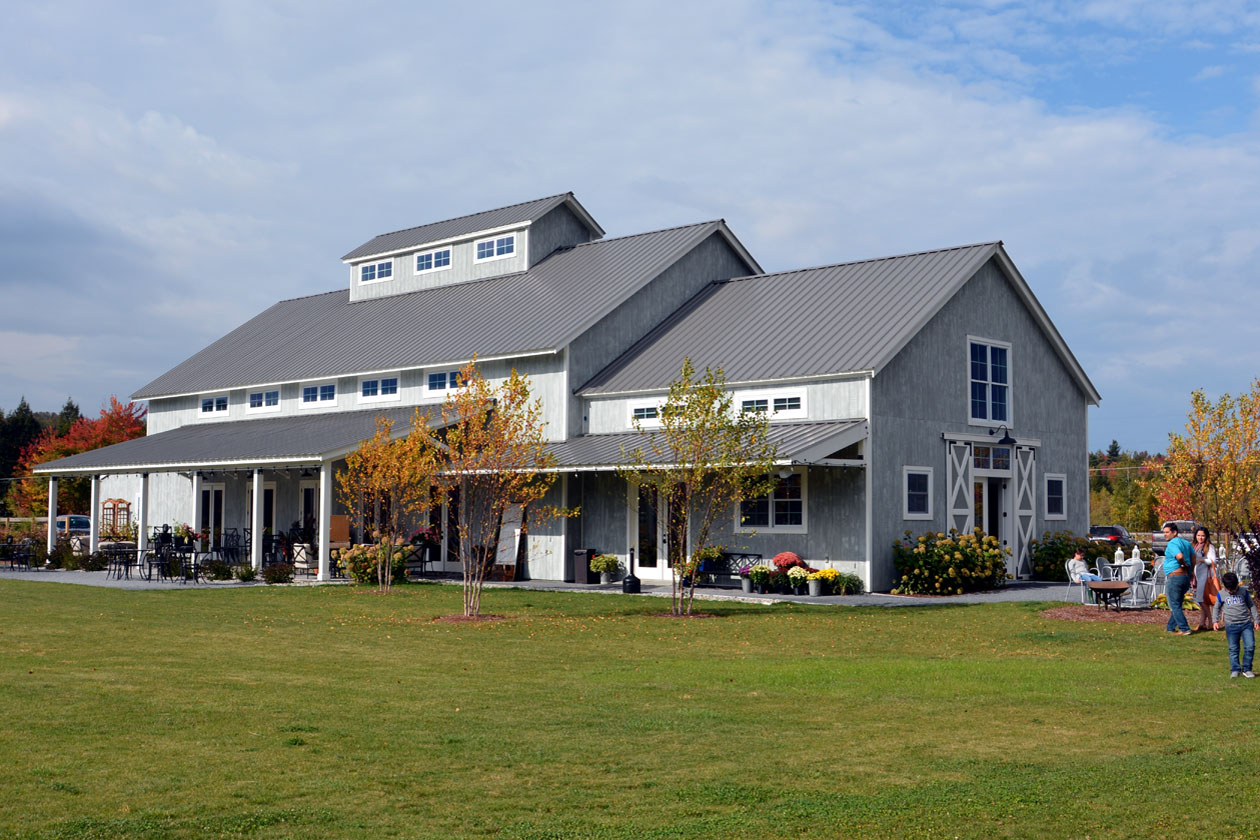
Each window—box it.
[474,233,516,261]
[101,499,131,536]
[360,260,393,283]
[903,466,933,520]
[1045,474,1066,520]
[741,399,768,413]
[301,381,336,408]
[773,396,801,413]
[972,445,1010,472]
[427,370,462,394]
[632,406,657,421]
[738,471,806,532]
[360,375,400,402]
[735,388,806,420]
[199,394,228,415]
[628,401,662,427]
[247,390,280,413]
[415,248,452,274]
[969,338,1010,424]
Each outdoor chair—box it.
[1093,560,1114,580]
[1065,561,1091,604]
[1118,559,1148,607]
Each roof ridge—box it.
[723,240,1001,283]
[275,287,348,305]
[570,219,720,250]
[365,192,572,240]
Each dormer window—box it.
[199,395,229,415]
[628,401,662,428]
[474,234,516,262]
[360,260,393,283]
[247,389,281,414]
[736,389,806,420]
[301,381,337,408]
[415,248,452,274]
[427,370,462,393]
[360,374,400,403]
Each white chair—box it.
[1120,559,1149,607]
[1065,560,1090,603]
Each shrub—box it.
[892,529,1009,595]
[339,543,406,585]
[1028,531,1113,581]
[262,563,294,585]
[235,564,257,583]
[834,571,864,595]
[201,559,235,581]
[45,541,76,570]
[590,553,621,575]
[1152,593,1198,611]
[80,551,110,572]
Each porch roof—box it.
[32,406,442,476]
[545,419,868,471]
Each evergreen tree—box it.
[54,398,81,436]
[1106,439,1121,460]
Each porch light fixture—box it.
[777,467,793,479]
[989,425,1017,446]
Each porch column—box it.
[137,473,150,552]
[317,460,332,581]
[46,477,58,554]
[251,468,263,570]
[190,471,203,550]
[89,475,101,554]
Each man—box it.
[1162,523,1195,635]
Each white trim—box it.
[413,247,453,276]
[903,465,934,520]
[342,221,535,264]
[734,386,807,421]
[299,379,338,410]
[357,373,402,404]
[357,259,396,284]
[584,369,876,400]
[734,467,808,535]
[473,232,517,263]
[627,399,662,429]
[197,393,230,420]
[966,335,1013,428]
[245,388,282,415]
[940,431,1042,448]
[1044,473,1067,520]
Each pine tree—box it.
[54,398,81,436]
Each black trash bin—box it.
[572,548,597,584]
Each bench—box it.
[689,552,762,587]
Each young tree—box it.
[618,359,778,616]
[439,362,561,617]
[7,397,146,517]
[337,410,443,592]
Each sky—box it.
[0,0,1258,453]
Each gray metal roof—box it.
[341,193,604,261]
[34,406,443,474]
[546,419,867,470]
[580,242,1010,394]
[134,221,733,399]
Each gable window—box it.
[903,466,933,520]
[247,389,281,414]
[737,471,806,533]
[969,338,1010,425]
[200,394,229,416]
[360,374,400,402]
[736,388,806,420]
[301,381,337,408]
[415,248,452,274]
[1045,474,1066,520]
[360,260,393,283]
[474,233,516,262]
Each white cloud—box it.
[1195,65,1226,80]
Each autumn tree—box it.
[618,359,778,616]
[7,397,146,517]
[337,410,443,592]
[439,362,561,617]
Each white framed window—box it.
[968,337,1011,426]
[359,260,394,283]
[735,388,807,421]
[903,466,933,520]
[737,470,807,533]
[359,374,401,403]
[972,445,1012,473]
[414,248,452,275]
[474,233,516,262]
[426,370,462,396]
[198,394,229,417]
[628,400,662,428]
[246,389,281,414]
[300,380,337,409]
[1045,473,1066,520]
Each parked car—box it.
[1151,519,1199,559]
[1088,525,1136,550]
[55,515,91,537]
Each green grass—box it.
[1,580,1258,839]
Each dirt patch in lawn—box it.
[1040,604,1205,625]
[432,614,506,623]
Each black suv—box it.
[1088,525,1136,550]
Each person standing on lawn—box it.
[1191,526,1221,632]
[1162,522,1195,635]
[1211,572,1258,678]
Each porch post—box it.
[137,473,150,552]
[317,460,332,581]
[89,475,101,554]
[251,468,263,570]
[190,471,203,550]
[46,477,59,554]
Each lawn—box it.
[1,579,1258,839]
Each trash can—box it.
[572,548,596,584]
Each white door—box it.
[199,483,225,545]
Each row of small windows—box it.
[358,234,516,285]
[741,396,801,414]
[415,248,451,273]
[303,384,337,404]
[361,377,398,398]
[476,235,515,261]
[249,390,280,409]
[631,392,804,425]
[198,370,465,416]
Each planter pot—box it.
[793,584,806,596]
[807,579,823,597]
[753,583,766,594]
[740,577,753,593]
[600,571,612,585]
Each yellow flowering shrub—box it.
[892,529,1008,595]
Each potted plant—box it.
[788,565,810,595]
[738,564,753,593]
[590,553,621,584]
[748,563,773,594]
[807,568,837,596]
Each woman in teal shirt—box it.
[1162,523,1195,634]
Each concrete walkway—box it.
[0,567,1077,605]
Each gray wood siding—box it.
[567,233,758,435]
[869,258,1090,591]
[349,227,530,302]
[528,204,596,267]
[567,471,628,556]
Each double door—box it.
[630,485,687,582]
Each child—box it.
[1067,547,1101,582]
[1211,572,1259,678]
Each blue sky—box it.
[1,0,1258,453]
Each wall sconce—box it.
[988,425,1016,446]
